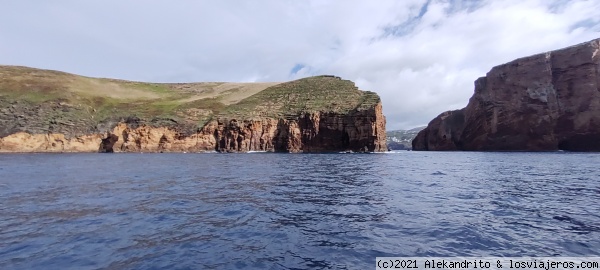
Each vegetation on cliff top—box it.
[0,65,380,136]
[222,75,380,119]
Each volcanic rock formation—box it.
[413,38,600,151]
[0,67,386,153]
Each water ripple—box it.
[0,152,599,269]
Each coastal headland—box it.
[0,66,386,153]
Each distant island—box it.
[386,127,425,150]
[414,38,600,152]
[0,66,386,153]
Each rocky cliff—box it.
[413,38,600,151]
[0,67,386,153]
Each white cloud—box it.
[0,0,598,129]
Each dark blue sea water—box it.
[0,152,599,269]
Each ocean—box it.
[1,152,599,269]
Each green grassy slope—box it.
[0,66,380,137]
[222,75,380,119]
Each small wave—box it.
[553,215,600,232]
[373,151,405,154]
[553,215,586,226]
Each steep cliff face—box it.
[412,110,465,151]
[204,102,385,153]
[0,69,386,153]
[0,133,103,152]
[414,38,600,151]
[0,103,386,153]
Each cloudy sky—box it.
[1,0,599,129]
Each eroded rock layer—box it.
[413,38,600,151]
[0,104,386,153]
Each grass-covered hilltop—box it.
[0,65,386,153]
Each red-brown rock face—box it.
[1,102,386,153]
[205,101,387,153]
[413,38,600,151]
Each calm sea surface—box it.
[0,152,599,269]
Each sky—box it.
[1,0,599,130]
